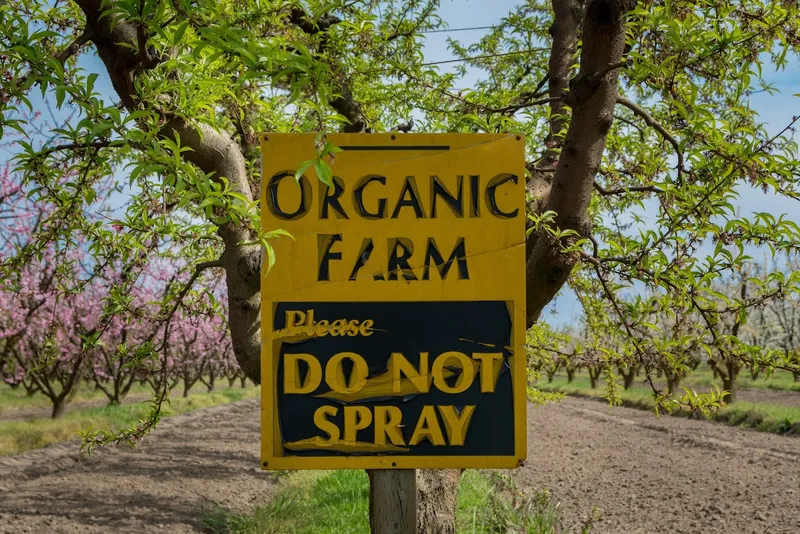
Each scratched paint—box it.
[261,133,526,470]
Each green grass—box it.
[675,367,800,392]
[537,376,800,434]
[203,470,564,534]
[0,379,250,415]
[0,385,259,456]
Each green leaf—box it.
[294,159,314,182]
[55,86,66,108]
[173,21,189,44]
[314,158,333,187]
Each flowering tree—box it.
[765,257,800,382]
[0,126,225,416]
[168,308,226,397]
[0,157,98,417]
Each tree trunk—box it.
[622,369,635,389]
[368,470,416,534]
[749,364,759,380]
[665,373,680,396]
[619,364,637,389]
[416,469,460,533]
[51,396,67,418]
[588,367,601,389]
[722,373,736,404]
[566,366,575,383]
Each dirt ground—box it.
[0,399,277,533]
[0,396,798,533]
[730,386,799,407]
[518,397,800,534]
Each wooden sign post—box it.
[260,133,526,532]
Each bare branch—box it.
[56,30,93,65]
[593,180,664,196]
[589,60,627,85]
[195,258,224,271]
[485,96,563,114]
[39,139,112,156]
[617,96,685,187]
[589,257,662,397]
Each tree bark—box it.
[722,374,736,403]
[415,469,460,533]
[567,368,575,382]
[722,362,738,403]
[526,0,584,233]
[588,367,601,389]
[368,470,417,534]
[620,366,636,389]
[51,396,67,418]
[666,373,680,396]
[526,0,636,327]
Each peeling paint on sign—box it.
[260,133,526,470]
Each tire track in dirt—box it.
[0,399,277,534]
[515,397,800,534]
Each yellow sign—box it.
[261,133,526,470]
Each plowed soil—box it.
[518,396,800,534]
[0,399,276,533]
[1,396,798,533]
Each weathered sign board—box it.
[260,133,526,470]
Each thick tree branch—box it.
[288,7,367,132]
[329,85,368,132]
[288,7,341,34]
[525,0,584,258]
[617,96,684,186]
[136,21,156,69]
[526,0,637,327]
[531,0,583,183]
[73,0,262,383]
